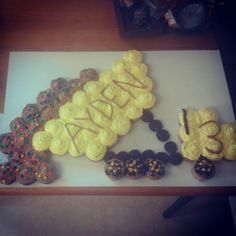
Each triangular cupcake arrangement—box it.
[0,50,236,185]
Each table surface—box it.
[2,0,234,196]
[0,0,217,113]
[1,50,236,195]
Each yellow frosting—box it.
[98,129,117,147]
[224,140,236,160]
[72,91,89,107]
[185,108,198,129]
[130,63,147,77]
[93,112,111,128]
[49,136,70,155]
[59,102,78,122]
[68,137,87,157]
[83,81,103,97]
[101,84,119,100]
[221,123,236,138]
[99,69,115,85]
[112,60,126,73]
[85,140,106,161]
[221,123,236,160]
[44,119,64,137]
[202,138,224,160]
[181,139,201,161]
[123,50,142,63]
[179,107,236,161]
[75,107,89,119]
[139,77,153,92]
[198,107,217,124]
[32,131,52,152]
[199,121,220,137]
[125,103,143,120]
[135,92,156,109]
[111,115,131,135]
[32,50,156,160]
[179,126,190,142]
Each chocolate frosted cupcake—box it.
[125,159,146,179]
[31,150,50,163]
[10,117,27,132]
[192,156,216,181]
[68,78,83,95]
[50,78,70,105]
[105,158,125,180]
[13,149,50,167]
[50,77,69,94]
[25,116,41,134]
[13,130,31,150]
[80,68,98,85]
[0,133,15,154]
[39,105,55,124]
[16,160,37,185]
[145,158,165,180]
[35,162,57,184]
[22,104,40,120]
[0,162,16,185]
[9,150,27,168]
[36,89,53,110]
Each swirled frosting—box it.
[68,135,87,157]
[179,107,236,161]
[59,102,78,122]
[85,140,106,161]
[181,140,201,161]
[221,123,236,160]
[49,136,70,155]
[135,92,156,109]
[72,91,89,107]
[123,50,142,63]
[111,115,131,135]
[32,50,156,160]
[98,129,117,146]
[99,69,115,85]
[32,131,52,151]
[44,119,64,137]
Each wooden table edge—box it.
[0,187,236,196]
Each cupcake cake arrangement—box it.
[0,68,99,185]
[32,50,156,161]
[179,107,236,180]
[0,50,236,185]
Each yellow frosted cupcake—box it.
[111,115,131,136]
[49,136,70,155]
[98,129,117,147]
[86,140,106,161]
[179,107,236,161]
[32,131,52,152]
[44,119,64,137]
[32,50,156,160]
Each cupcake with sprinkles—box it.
[145,158,165,180]
[35,162,57,184]
[0,133,16,155]
[10,117,27,133]
[16,160,37,185]
[125,159,146,179]
[192,156,216,181]
[105,158,125,180]
[0,162,16,185]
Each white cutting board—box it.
[0,50,235,188]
